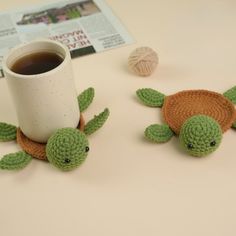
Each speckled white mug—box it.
[2,39,80,143]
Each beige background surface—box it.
[1,0,236,235]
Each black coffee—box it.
[11,52,63,75]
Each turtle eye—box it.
[64,158,71,164]
[210,140,216,147]
[187,143,194,150]
[85,146,90,152]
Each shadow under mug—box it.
[2,39,80,143]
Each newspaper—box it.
[0,0,134,78]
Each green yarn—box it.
[136,88,165,107]
[223,86,236,104]
[84,108,109,136]
[0,151,32,170]
[46,107,109,171]
[77,87,95,112]
[179,115,222,157]
[232,121,236,129]
[0,122,17,141]
[46,128,89,171]
[145,124,174,143]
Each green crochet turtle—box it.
[136,86,236,157]
[0,88,109,171]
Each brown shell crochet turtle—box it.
[0,88,109,171]
[137,86,236,157]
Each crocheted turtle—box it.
[0,88,109,171]
[136,86,236,157]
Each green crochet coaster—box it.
[0,88,109,171]
[137,87,236,157]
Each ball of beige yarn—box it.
[128,47,158,76]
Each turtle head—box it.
[45,108,109,171]
[46,128,89,171]
[179,115,222,157]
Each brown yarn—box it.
[162,90,236,135]
[17,114,85,161]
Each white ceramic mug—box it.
[2,39,80,143]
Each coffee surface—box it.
[11,52,63,75]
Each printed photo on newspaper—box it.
[0,0,134,78]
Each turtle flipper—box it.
[136,88,165,107]
[223,86,236,128]
[0,122,17,141]
[223,86,236,104]
[84,108,109,135]
[232,121,236,129]
[145,124,174,143]
[77,87,95,112]
[0,151,32,170]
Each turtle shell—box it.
[162,90,236,135]
[16,114,85,161]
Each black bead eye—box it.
[85,146,90,152]
[187,143,194,149]
[64,158,71,163]
[210,140,216,147]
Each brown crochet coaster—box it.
[16,114,85,161]
[162,90,236,134]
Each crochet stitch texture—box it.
[136,87,236,157]
[179,115,222,157]
[0,151,32,170]
[0,87,109,171]
[46,128,89,171]
[16,115,85,160]
[163,90,236,134]
[145,124,174,143]
[0,122,17,141]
